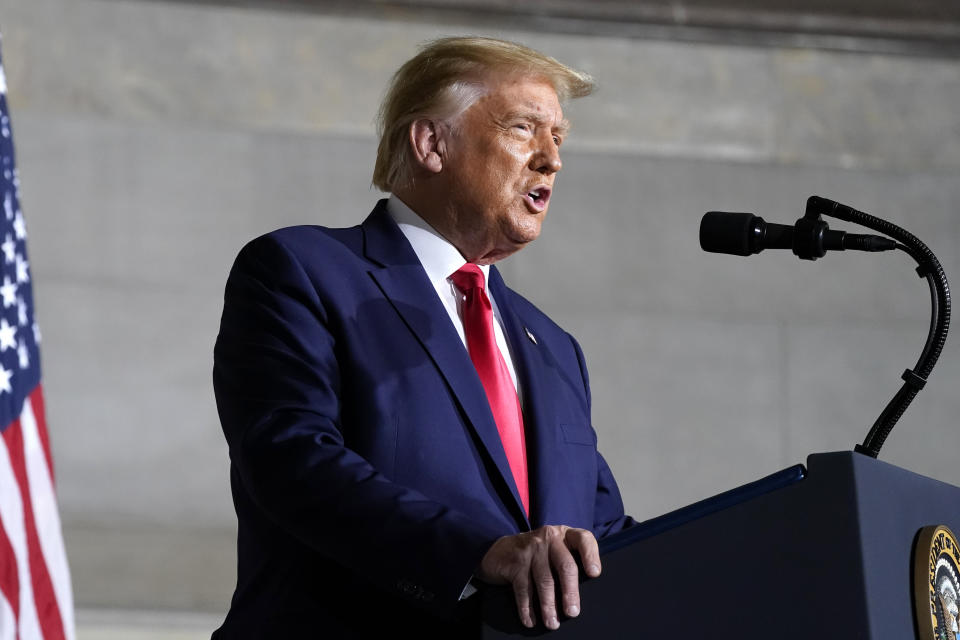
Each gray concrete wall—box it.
[0,0,957,614]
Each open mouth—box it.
[523,187,551,212]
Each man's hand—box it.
[477,525,601,630]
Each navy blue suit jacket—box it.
[212,201,632,637]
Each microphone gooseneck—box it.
[804,196,951,458]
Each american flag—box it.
[0,38,75,640]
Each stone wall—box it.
[0,0,957,612]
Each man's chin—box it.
[510,230,541,250]
[508,219,543,245]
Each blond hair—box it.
[372,36,594,192]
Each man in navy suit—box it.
[212,37,633,638]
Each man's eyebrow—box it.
[505,110,571,136]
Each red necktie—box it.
[450,264,529,515]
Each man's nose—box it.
[531,136,562,175]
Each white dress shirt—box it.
[386,196,521,396]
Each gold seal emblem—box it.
[916,525,960,640]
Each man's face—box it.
[439,76,567,264]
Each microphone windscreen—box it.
[700,211,758,256]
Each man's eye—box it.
[552,136,562,146]
[514,123,532,133]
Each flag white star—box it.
[0,234,13,263]
[15,254,28,283]
[17,340,28,369]
[32,321,41,344]
[0,66,7,95]
[16,296,27,326]
[0,365,11,394]
[0,276,16,308]
[0,318,17,352]
[3,191,11,221]
[12,210,25,239]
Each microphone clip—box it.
[792,213,831,261]
[792,198,848,261]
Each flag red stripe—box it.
[0,513,19,625]
[3,419,65,640]
[28,386,54,487]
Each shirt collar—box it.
[387,195,491,287]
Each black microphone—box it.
[700,211,897,260]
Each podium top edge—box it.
[600,461,807,555]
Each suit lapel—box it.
[361,203,529,526]
[488,267,559,529]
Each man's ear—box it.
[408,119,447,174]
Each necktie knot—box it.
[450,263,485,294]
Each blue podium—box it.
[481,452,960,638]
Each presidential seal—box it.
[915,525,960,640]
